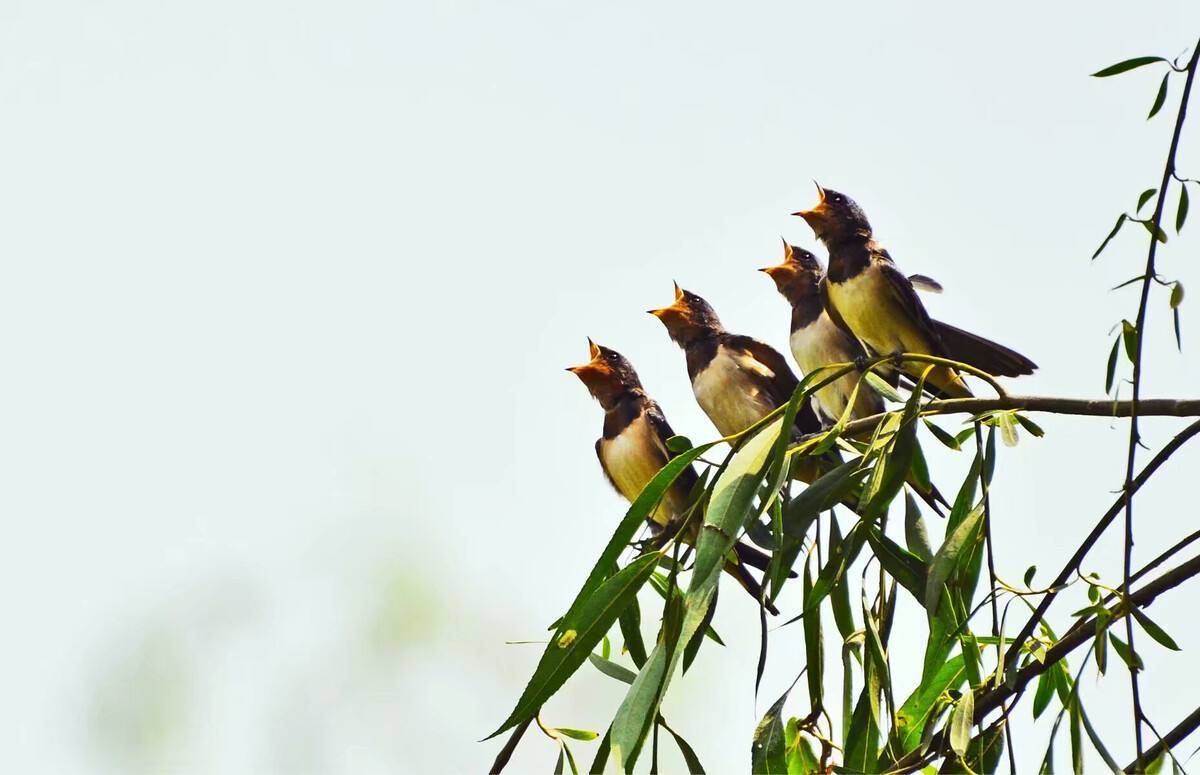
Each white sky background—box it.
[3,0,1200,772]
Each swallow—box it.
[567,339,788,612]
[648,283,823,439]
[760,240,885,424]
[793,185,1036,398]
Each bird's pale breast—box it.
[691,346,777,437]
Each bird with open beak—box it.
[793,184,1036,397]
[760,239,884,424]
[567,338,788,612]
[648,283,823,439]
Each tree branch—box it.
[1125,705,1200,773]
[810,397,1200,446]
[888,553,1200,773]
[1119,39,1200,758]
[1002,418,1200,674]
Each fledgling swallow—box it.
[648,283,823,439]
[568,339,788,612]
[760,240,884,424]
[761,244,949,512]
[793,185,1036,397]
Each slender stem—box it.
[974,424,1016,771]
[1002,418,1200,673]
[1119,39,1200,759]
[1125,705,1200,773]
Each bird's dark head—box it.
[792,183,872,245]
[648,283,722,347]
[759,239,824,304]
[566,339,643,409]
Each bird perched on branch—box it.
[648,283,840,490]
[760,240,885,424]
[567,339,786,612]
[648,284,823,438]
[793,185,1036,398]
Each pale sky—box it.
[3,1,1200,772]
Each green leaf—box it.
[782,457,868,536]
[610,420,785,769]
[1024,565,1037,587]
[487,551,661,738]
[1014,414,1045,438]
[892,656,965,755]
[1138,187,1159,211]
[1177,185,1190,233]
[863,388,922,519]
[661,722,705,774]
[1032,667,1056,719]
[867,525,928,604]
[555,745,565,775]
[829,517,857,640]
[802,561,825,713]
[1092,213,1127,260]
[1171,281,1185,308]
[1131,606,1182,650]
[1141,218,1169,243]
[556,728,600,741]
[1069,696,1083,775]
[1122,319,1139,363]
[1148,73,1170,119]
[752,679,796,775]
[941,720,1005,774]
[949,690,974,757]
[843,683,880,774]
[865,371,904,402]
[1109,632,1144,670]
[619,596,647,669]
[589,653,638,684]
[564,742,580,775]
[499,438,723,738]
[924,419,962,451]
[589,728,612,774]
[665,435,693,453]
[997,412,1019,447]
[1091,56,1167,77]
[1105,336,1121,393]
[786,727,820,775]
[926,506,984,616]
[904,492,934,562]
[1077,700,1120,773]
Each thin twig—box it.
[974,424,1017,772]
[1120,40,1200,759]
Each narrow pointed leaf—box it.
[1091,56,1166,77]
[949,690,974,757]
[1092,214,1127,259]
[1148,73,1170,118]
[1132,606,1182,650]
[926,506,984,616]
[1178,185,1190,233]
[487,552,661,738]
[751,679,796,775]
[904,492,934,562]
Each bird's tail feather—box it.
[932,320,1037,378]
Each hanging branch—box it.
[1118,39,1200,759]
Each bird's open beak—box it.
[791,181,827,221]
[758,263,795,281]
[648,282,688,318]
[567,338,609,377]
